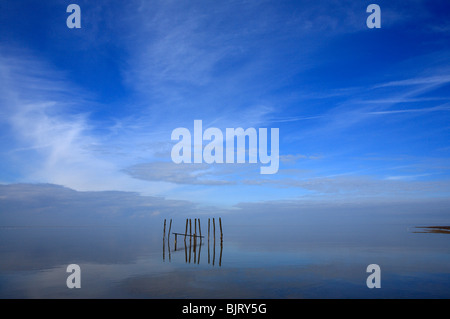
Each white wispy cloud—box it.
[368,103,450,115]
[287,71,450,141]
[247,175,450,200]
[374,75,450,88]
[117,0,389,131]
[124,162,237,186]
[0,49,175,195]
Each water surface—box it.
[0,211,449,298]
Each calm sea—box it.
[0,211,449,298]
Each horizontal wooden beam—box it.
[172,232,204,238]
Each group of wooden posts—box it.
[163,218,223,266]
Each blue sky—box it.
[0,0,450,208]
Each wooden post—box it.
[184,219,188,241]
[189,219,192,238]
[219,240,223,267]
[168,219,172,237]
[219,217,223,266]
[208,235,210,264]
[189,218,192,255]
[168,237,171,262]
[198,237,202,264]
[198,219,202,237]
[184,237,187,263]
[219,217,223,242]
[193,233,197,261]
[163,219,166,239]
[189,235,192,263]
[174,233,177,251]
[163,219,166,261]
[207,218,211,264]
[194,218,197,244]
[213,218,216,266]
[193,218,196,253]
[213,234,216,267]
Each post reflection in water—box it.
[162,218,223,267]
